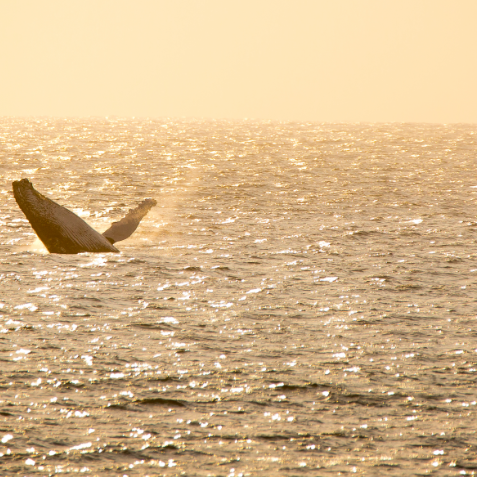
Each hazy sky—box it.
[1,1,476,122]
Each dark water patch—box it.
[393,284,424,291]
[257,433,296,441]
[128,322,175,331]
[57,380,85,389]
[135,397,186,407]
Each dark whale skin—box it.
[103,198,157,245]
[13,179,157,254]
[12,178,119,254]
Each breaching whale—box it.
[12,178,157,254]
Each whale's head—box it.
[13,178,38,196]
[12,178,48,216]
[12,178,33,193]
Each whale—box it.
[12,178,157,254]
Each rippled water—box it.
[1,118,477,476]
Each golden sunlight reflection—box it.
[1,119,477,474]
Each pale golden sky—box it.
[1,0,476,122]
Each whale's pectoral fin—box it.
[102,199,157,244]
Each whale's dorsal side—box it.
[12,179,156,254]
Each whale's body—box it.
[12,179,156,254]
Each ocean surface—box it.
[1,118,477,476]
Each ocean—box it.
[0,118,476,476]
